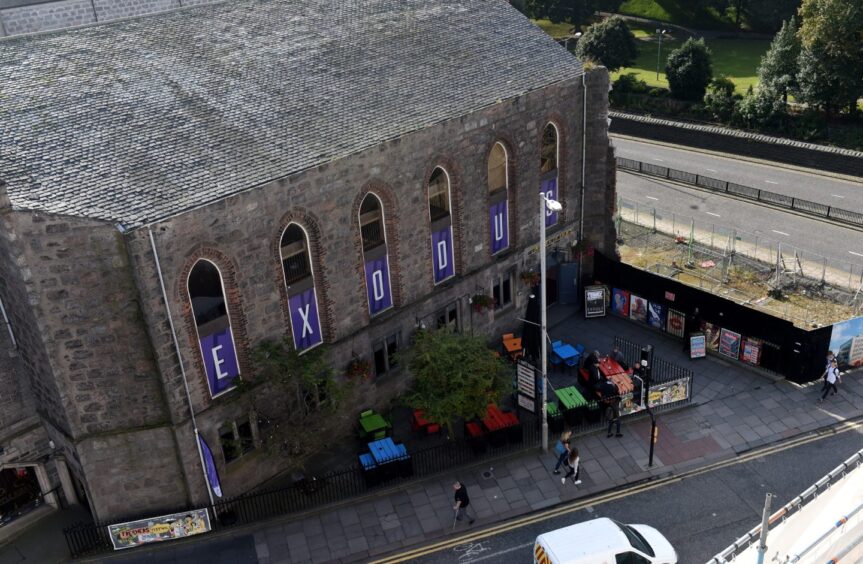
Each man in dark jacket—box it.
[452,481,475,525]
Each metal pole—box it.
[655,30,662,80]
[540,193,549,452]
[756,493,774,564]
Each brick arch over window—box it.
[177,246,251,400]
[350,180,404,317]
[539,115,569,223]
[483,135,519,256]
[422,156,464,287]
[271,209,335,345]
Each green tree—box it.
[734,84,787,128]
[795,0,863,116]
[703,76,739,121]
[404,330,510,437]
[757,16,800,104]
[574,16,638,72]
[665,38,714,101]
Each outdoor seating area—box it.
[411,409,441,435]
[502,333,523,362]
[358,409,391,441]
[550,340,584,369]
[358,437,412,486]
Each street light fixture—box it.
[655,29,667,81]
[564,31,582,52]
[539,192,563,452]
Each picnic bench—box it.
[482,404,521,446]
[358,437,411,485]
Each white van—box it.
[534,517,678,564]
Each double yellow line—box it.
[371,418,863,563]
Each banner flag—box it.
[198,435,223,498]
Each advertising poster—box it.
[611,288,630,317]
[667,309,685,338]
[630,295,648,323]
[647,302,666,330]
[690,333,706,359]
[828,315,863,370]
[584,285,607,318]
[701,321,721,352]
[647,378,690,408]
[741,337,763,366]
[109,509,211,550]
[719,328,742,359]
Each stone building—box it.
[0,0,616,525]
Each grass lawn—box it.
[532,18,575,38]
[610,26,768,94]
[618,0,735,29]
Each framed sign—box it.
[517,393,535,412]
[719,328,742,359]
[109,509,211,550]
[690,332,706,359]
[630,295,648,323]
[611,288,630,317]
[647,302,666,330]
[742,337,762,365]
[667,309,685,338]
[584,285,607,318]
[516,361,536,398]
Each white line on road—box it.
[652,158,664,162]
[705,212,721,217]
[705,168,717,173]
[765,180,778,184]
[850,251,863,258]
[457,542,533,563]
[832,194,845,199]
[646,196,659,201]
[772,230,790,236]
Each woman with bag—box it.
[562,448,581,486]
[552,430,572,475]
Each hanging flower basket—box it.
[346,358,371,380]
[520,271,541,287]
[471,294,495,313]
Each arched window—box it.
[488,143,510,254]
[359,194,393,315]
[540,123,560,228]
[428,167,455,284]
[280,223,323,352]
[188,259,240,397]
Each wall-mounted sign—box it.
[109,509,211,550]
[541,178,558,227]
[517,393,535,412]
[489,200,509,254]
[517,361,536,398]
[690,333,706,359]
[667,309,685,338]
[364,256,393,315]
[584,285,607,318]
[288,287,322,351]
[664,291,676,301]
[719,328,742,359]
[431,227,455,283]
[742,337,762,365]
[525,226,576,258]
[199,327,240,397]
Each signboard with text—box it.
[109,509,211,550]
[517,393,535,412]
[516,361,536,398]
[584,285,607,318]
[690,332,707,359]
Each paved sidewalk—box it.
[7,310,862,564]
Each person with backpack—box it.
[552,430,572,475]
[818,359,841,403]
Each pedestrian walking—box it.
[452,481,475,525]
[606,396,622,438]
[818,359,841,403]
[552,430,572,475]
[561,448,581,486]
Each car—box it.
[534,517,678,564]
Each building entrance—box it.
[0,467,42,527]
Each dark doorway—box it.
[0,467,42,526]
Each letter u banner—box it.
[431,227,455,283]
[288,287,322,351]
[541,177,558,228]
[199,327,239,397]
[489,200,509,254]
[365,256,393,315]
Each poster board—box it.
[647,302,666,330]
[517,393,535,412]
[584,285,607,318]
[741,337,762,365]
[109,509,211,550]
[667,309,685,338]
[690,333,706,359]
[719,328,742,359]
[630,295,648,323]
[516,361,536,398]
[611,288,630,317]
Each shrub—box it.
[665,38,713,101]
[574,16,638,72]
[703,76,738,122]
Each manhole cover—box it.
[481,468,495,480]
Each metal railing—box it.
[616,157,863,228]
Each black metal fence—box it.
[616,157,863,228]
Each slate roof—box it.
[0,0,583,228]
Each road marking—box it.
[850,251,863,258]
[764,180,778,184]
[646,196,659,201]
[652,158,665,162]
[832,194,845,199]
[705,212,721,217]
[370,419,863,564]
[772,230,789,236]
[705,168,717,173]
[457,542,532,563]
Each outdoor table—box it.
[360,413,388,440]
[482,405,518,446]
[411,409,441,435]
[368,438,412,479]
[555,386,588,425]
[503,336,523,361]
[358,453,380,487]
[598,357,635,394]
[552,342,579,366]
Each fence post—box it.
[757,189,762,202]
[821,257,826,285]
[638,160,643,173]
[635,202,639,226]
[827,205,831,218]
[791,197,795,210]
[652,207,656,233]
[724,181,729,193]
[754,236,759,262]
[695,174,699,186]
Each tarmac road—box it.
[377,423,863,564]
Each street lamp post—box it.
[655,29,667,81]
[564,31,582,52]
[540,192,563,452]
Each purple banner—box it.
[288,287,322,351]
[199,327,239,397]
[365,256,393,315]
[541,177,558,227]
[198,435,223,498]
[431,227,455,283]
[489,200,509,254]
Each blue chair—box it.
[564,351,581,368]
[549,340,563,366]
[574,344,585,355]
